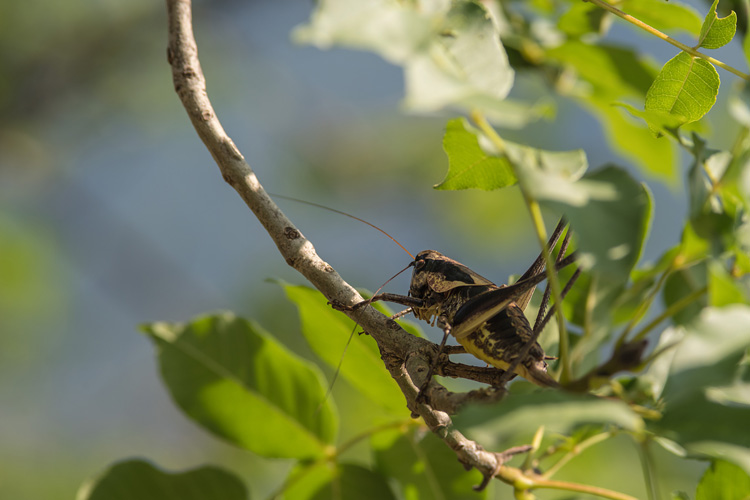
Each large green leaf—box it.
[698,0,737,49]
[371,428,485,500]
[76,459,247,500]
[284,284,407,414]
[652,306,750,468]
[645,52,720,125]
[533,165,652,284]
[455,391,643,447]
[696,460,750,500]
[546,41,655,99]
[294,0,514,113]
[141,313,337,459]
[285,463,396,500]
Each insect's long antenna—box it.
[367,262,414,303]
[316,322,358,415]
[270,193,415,260]
[316,262,414,413]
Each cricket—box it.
[274,194,580,395]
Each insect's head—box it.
[408,250,444,297]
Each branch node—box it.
[284,227,301,240]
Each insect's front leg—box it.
[329,292,425,312]
[415,315,452,403]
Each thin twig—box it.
[586,0,749,80]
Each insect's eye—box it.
[414,259,426,271]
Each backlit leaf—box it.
[698,0,737,49]
[437,118,516,190]
[645,52,720,125]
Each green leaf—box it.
[285,463,396,500]
[294,0,514,113]
[292,0,436,64]
[616,102,688,136]
[455,391,643,447]
[558,2,608,38]
[535,165,652,284]
[437,117,587,191]
[283,284,406,414]
[688,443,750,475]
[622,0,702,35]
[546,41,655,99]
[696,460,750,500]
[371,428,485,500]
[652,307,750,461]
[437,118,516,190]
[662,306,750,402]
[536,165,652,350]
[709,260,749,307]
[698,0,737,49]
[141,313,337,459]
[645,52,720,125]
[76,459,247,500]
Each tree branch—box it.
[164,1,619,495]
[165,0,422,357]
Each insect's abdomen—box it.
[458,303,559,388]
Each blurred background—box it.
[1,0,747,498]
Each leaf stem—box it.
[470,109,571,383]
[541,431,614,479]
[585,0,750,80]
[335,419,417,458]
[637,437,660,500]
[531,477,639,500]
[498,464,638,500]
[629,285,708,343]
[615,266,672,348]
[265,419,416,500]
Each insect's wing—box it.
[423,255,495,293]
[451,273,546,339]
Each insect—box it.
[344,219,578,391]
[273,194,578,391]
